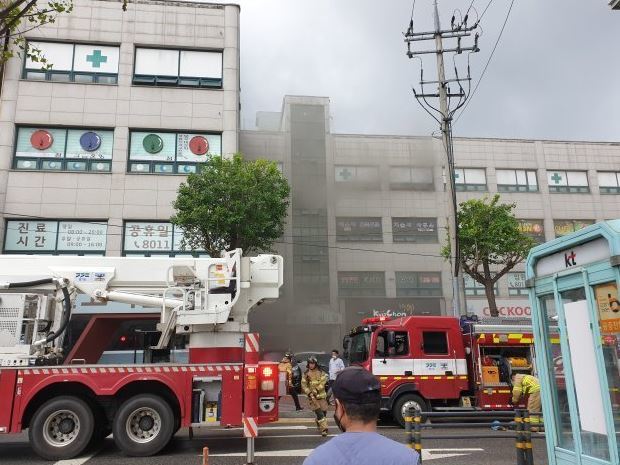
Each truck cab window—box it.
[422,331,448,354]
[376,331,409,357]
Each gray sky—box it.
[235,0,620,142]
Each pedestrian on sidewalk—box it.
[278,353,303,411]
[327,349,345,405]
[303,366,419,465]
[302,356,329,436]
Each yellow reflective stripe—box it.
[446,376,455,380]
[520,338,532,343]
[379,376,388,380]
[508,333,523,339]
[395,376,402,380]
[421,376,429,379]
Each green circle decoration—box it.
[143,134,164,154]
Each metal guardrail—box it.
[405,408,544,465]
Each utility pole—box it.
[405,0,480,317]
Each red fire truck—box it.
[344,315,537,426]
[0,250,282,460]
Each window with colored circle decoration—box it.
[128,131,221,174]
[14,127,113,171]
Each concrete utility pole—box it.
[405,0,480,316]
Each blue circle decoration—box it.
[80,131,102,152]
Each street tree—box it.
[442,195,535,317]
[171,154,290,257]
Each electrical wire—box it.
[454,0,514,125]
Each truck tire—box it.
[29,396,94,461]
[112,394,174,457]
[392,393,428,428]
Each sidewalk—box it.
[278,393,334,419]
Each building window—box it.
[507,272,527,296]
[4,220,107,254]
[496,169,538,192]
[389,167,434,190]
[455,168,487,191]
[392,217,438,243]
[14,127,113,172]
[334,165,380,188]
[338,271,386,297]
[133,48,222,88]
[23,41,119,84]
[598,172,620,194]
[517,219,546,244]
[547,170,589,193]
[122,221,206,256]
[464,274,498,296]
[554,220,594,238]
[335,217,382,242]
[128,131,221,174]
[395,272,442,296]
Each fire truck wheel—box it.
[393,393,428,428]
[29,396,95,461]
[112,394,174,457]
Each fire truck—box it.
[344,315,538,426]
[0,249,282,460]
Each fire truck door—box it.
[371,331,414,376]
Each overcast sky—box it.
[234,0,620,142]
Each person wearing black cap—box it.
[303,366,419,465]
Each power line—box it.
[454,0,515,125]
[1,211,447,259]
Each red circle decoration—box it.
[189,136,209,156]
[30,129,54,150]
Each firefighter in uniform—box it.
[278,353,302,411]
[511,373,541,431]
[302,356,329,436]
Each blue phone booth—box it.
[526,220,620,465]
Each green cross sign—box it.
[339,168,352,180]
[550,172,563,184]
[86,50,108,68]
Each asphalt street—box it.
[0,417,548,465]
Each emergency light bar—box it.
[361,316,391,325]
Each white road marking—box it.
[424,448,484,461]
[53,454,94,465]
[209,447,485,459]
[210,449,314,457]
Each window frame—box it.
[3,218,108,255]
[127,129,222,175]
[335,216,383,243]
[464,274,499,296]
[392,217,438,243]
[12,125,114,173]
[376,331,410,358]
[22,40,119,84]
[507,272,528,296]
[388,166,435,191]
[496,168,539,193]
[597,171,620,194]
[121,220,206,257]
[547,170,590,193]
[337,271,386,297]
[395,271,442,297]
[132,46,223,89]
[454,168,487,192]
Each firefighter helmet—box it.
[307,355,318,365]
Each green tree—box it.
[171,155,290,257]
[442,195,535,317]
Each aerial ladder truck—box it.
[0,249,282,460]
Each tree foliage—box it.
[171,155,290,257]
[0,0,128,65]
[442,195,535,317]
